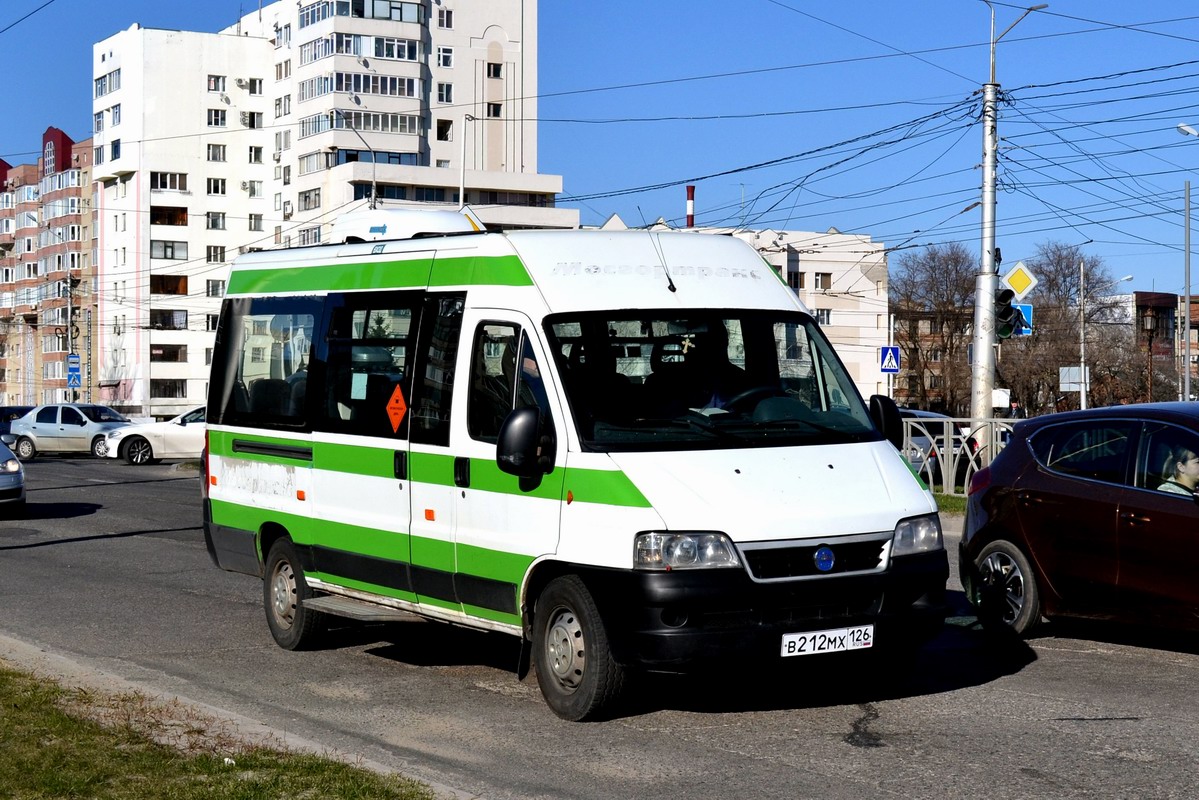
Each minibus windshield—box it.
[545,310,878,451]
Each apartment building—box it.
[0,128,94,406]
[91,0,575,418]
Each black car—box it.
[0,405,34,445]
[960,402,1199,637]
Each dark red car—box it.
[960,402,1199,636]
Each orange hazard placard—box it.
[387,384,408,432]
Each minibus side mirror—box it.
[497,406,554,478]
[869,394,903,450]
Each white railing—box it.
[901,417,1018,496]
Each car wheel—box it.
[91,437,108,458]
[976,540,1042,636]
[533,575,626,721]
[14,437,35,461]
[264,538,328,651]
[124,437,154,466]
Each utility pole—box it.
[969,3,1048,424]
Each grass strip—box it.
[0,662,434,800]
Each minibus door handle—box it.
[454,456,470,487]
[393,450,407,480]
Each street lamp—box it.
[1143,307,1158,402]
[970,3,1049,424]
[1078,270,1132,410]
[1174,123,1195,399]
[458,113,477,210]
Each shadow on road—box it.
[11,501,101,520]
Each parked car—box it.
[961,402,1199,637]
[0,439,25,512]
[0,405,34,446]
[9,403,131,460]
[105,406,205,465]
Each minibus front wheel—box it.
[264,538,327,650]
[533,575,626,721]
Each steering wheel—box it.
[721,385,789,413]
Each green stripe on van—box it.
[227,254,531,295]
[211,435,651,507]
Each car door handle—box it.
[1016,492,1044,506]
[454,456,470,488]
[393,450,407,480]
[1119,511,1151,526]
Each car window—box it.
[1137,422,1199,495]
[61,407,84,426]
[1027,420,1137,485]
[181,407,206,424]
[80,406,129,423]
[35,407,57,424]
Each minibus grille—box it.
[740,535,889,582]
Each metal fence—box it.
[900,417,1017,496]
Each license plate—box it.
[780,624,873,657]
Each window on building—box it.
[249,146,264,163]
[249,213,264,232]
[110,140,121,160]
[206,246,226,264]
[151,309,188,331]
[150,275,188,295]
[207,178,227,196]
[487,62,502,79]
[208,75,226,92]
[207,279,226,297]
[206,314,220,331]
[249,77,265,94]
[437,83,452,104]
[243,111,264,128]
[207,144,227,162]
[438,8,453,28]
[436,159,450,168]
[486,102,502,118]
[247,180,263,198]
[815,308,831,326]
[298,188,321,211]
[207,109,227,127]
[437,47,453,67]
[788,270,804,291]
[929,348,942,363]
[150,206,189,226]
[151,345,187,363]
[206,212,226,230]
[94,111,104,133]
[436,119,453,142]
[150,379,187,398]
[150,240,188,259]
[274,95,291,118]
[814,272,833,290]
[111,104,121,125]
[150,172,188,191]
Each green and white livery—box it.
[202,207,947,721]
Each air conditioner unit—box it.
[240,111,250,125]
[282,201,293,220]
[241,181,249,190]
[235,77,247,88]
[219,92,229,103]
[272,151,281,162]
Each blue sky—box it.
[4,1,1199,295]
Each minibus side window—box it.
[409,293,465,447]
[209,296,319,428]
[468,322,519,443]
[321,291,421,439]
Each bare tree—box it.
[890,242,976,414]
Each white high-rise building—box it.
[91,0,574,418]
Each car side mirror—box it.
[497,406,555,478]
[868,394,903,450]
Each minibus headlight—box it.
[0,457,20,473]
[891,514,943,556]
[633,532,741,570]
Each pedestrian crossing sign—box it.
[880,346,901,374]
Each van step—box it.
[304,595,414,622]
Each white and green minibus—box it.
[203,208,948,721]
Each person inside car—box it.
[1157,444,1199,495]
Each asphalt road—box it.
[1,457,1197,799]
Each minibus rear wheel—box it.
[533,575,626,721]
[264,538,327,650]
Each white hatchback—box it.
[105,406,206,465]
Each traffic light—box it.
[995,288,1019,339]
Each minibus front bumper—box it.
[583,549,949,668]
